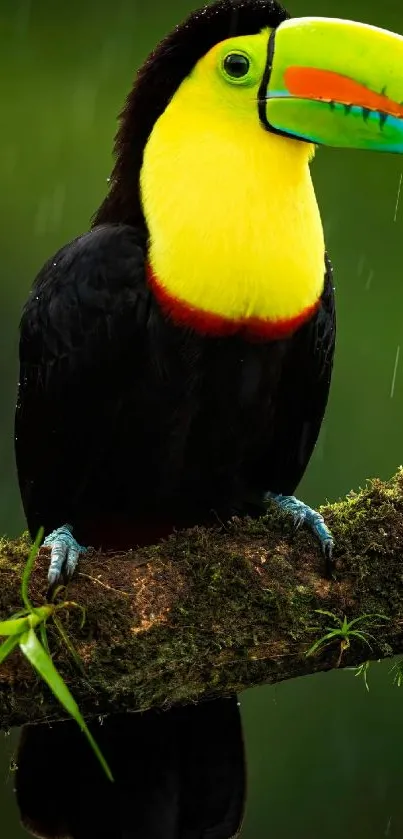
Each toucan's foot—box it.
[43,524,87,586]
[264,492,334,573]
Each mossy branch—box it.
[1,469,403,729]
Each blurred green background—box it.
[2,0,403,836]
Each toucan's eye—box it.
[223,53,251,80]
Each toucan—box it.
[13,1,403,837]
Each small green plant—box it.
[0,529,113,782]
[354,660,371,692]
[390,657,403,687]
[306,609,389,667]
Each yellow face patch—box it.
[140,30,325,336]
[200,31,271,118]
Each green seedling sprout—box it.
[354,660,371,692]
[390,657,403,687]
[306,609,389,667]
[0,529,113,782]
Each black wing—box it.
[244,254,336,498]
[15,224,151,540]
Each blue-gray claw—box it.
[43,524,87,586]
[264,492,334,568]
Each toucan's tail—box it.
[15,696,246,839]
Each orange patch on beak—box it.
[284,66,403,119]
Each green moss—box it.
[1,471,403,725]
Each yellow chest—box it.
[140,99,325,338]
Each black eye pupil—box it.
[223,53,250,79]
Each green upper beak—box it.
[265,16,403,153]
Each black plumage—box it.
[14,1,336,837]
[16,223,335,550]
[14,221,334,839]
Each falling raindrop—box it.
[71,83,98,132]
[34,196,48,237]
[390,345,400,399]
[365,269,374,291]
[394,173,402,222]
[51,183,66,230]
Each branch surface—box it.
[1,471,403,729]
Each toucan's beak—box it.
[265,16,403,153]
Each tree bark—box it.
[1,470,403,729]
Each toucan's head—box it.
[94,0,292,230]
[94,0,403,339]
